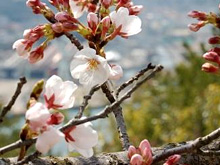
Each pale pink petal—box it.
[36,126,64,154]
[130,154,143,165]
[12,39,30,57]
[25,102,50,132]
[109,64,123,80]
[69,0,86,18]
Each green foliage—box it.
[104,43,220,151]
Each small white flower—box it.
[109,64,123,80]
[44,75,78,109]
[70,47,111,88]
[12,39,30,57]
[69,0,86,18]
[25,102,50,132]
[65,122,98,158]
[36,126,64,154]
[110,7,142,37]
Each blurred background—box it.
[0,0,220,157]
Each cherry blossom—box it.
[163,154,181,165]
[64,122,98,158]
[44,75,78,109]
[25,102,51,132]
[36,126,64,154]
[110,7,142,37]
[70,47,111,88]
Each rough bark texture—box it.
[1,142,220,165]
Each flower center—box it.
[88,58,100,70]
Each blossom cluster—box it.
[127,139,181,165]
[13,0,143,159]
[25,75,98,157]
[188,4,220,74]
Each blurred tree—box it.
[103,42,220,151]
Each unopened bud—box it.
[88,3,97,13]
[128,145,137,159]
[101,0,112,9]
[209,36,220,44]
[188,21,205,32]
[130,154,143,165]
[202,63,219,73]
[188,11,207,21]
[62,22,78,31]
[52,22,64,33]
[101,16,110,39]
[87,12,98,34]
[203,51,220,64]
[163,154,181,165]
[55,12,78,23]
[29,44,45,64]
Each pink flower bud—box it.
[52,22,64,33]
[163,154,181,165]
[188,11,207,21]
[203,51,220,64]
[87,12,98,34]
[209,36,220,44]
[62,22,78,31]
[139,139,152,164]
[202,63,219,73]
[12,39,31,57]
[47,112,64,125]
[211,47,220,55]
[129,5,143,16]
[188,21,205,32]
[88,3,97,13]
[29,44,45,64]
[101,0,112,9]
[26,0,41,7]
[101,16,110,39]
[55,12,78,23]
[128,145,138,159]
[130,154,143,165]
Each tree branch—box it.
[75,85,101,119]
[0,64,163,155]
[152,127,220,164]
[0,77,27,124]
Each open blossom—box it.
[110,7,142,37]
[64,121,98,157]
[44,75,78,109]
[25,102,51,132]
[128,139,153,165]
[70,47,111,88]
[36,126,64,154]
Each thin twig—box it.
[0,77,27,123]
[14,151,41,165]
[0,65,163,155]
[115,63,155,98]
[152,127,220,164]
[75,85,101,119]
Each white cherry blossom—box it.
[36,126,64,154]
[44,75,78,109]
[110,7,142,37]
[70,47,111,88]
[65,122,98,158]
[25,102,50,132]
